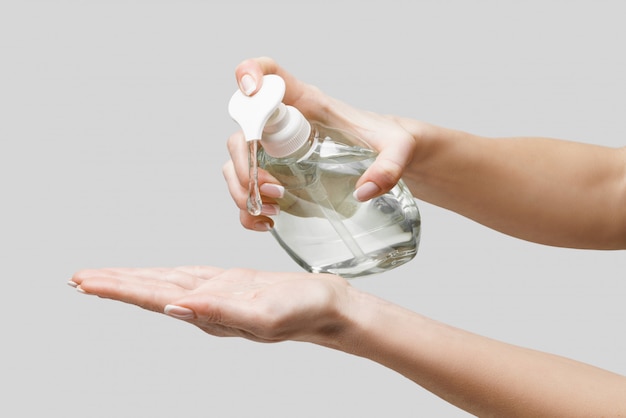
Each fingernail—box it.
[253,222,272,232]
[164,305,196,320]
[240,74,256,96]
[75,285,93,295]
[261,204,280,216]
[260,183,285,198]
[67,280,78,288]
[353,182,381,202]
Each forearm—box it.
[331,290,626,417]
[402,121,626,249]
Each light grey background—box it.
[1,1,625,417]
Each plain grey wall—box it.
[1,1,625,416]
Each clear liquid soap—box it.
[229,75,420,278]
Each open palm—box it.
[71,266,352,345]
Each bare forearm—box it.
[403,121,626,249]
[333,291,626,417]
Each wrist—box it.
[315,285,402,357]
[397,121,482,199]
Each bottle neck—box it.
[260,104,312,158]
[261,124,318,162]
[289,126,319,162]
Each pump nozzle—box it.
[228,74,287,217]
[228,74,286,141]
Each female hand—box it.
[223,56,424,232]
[70,266,352,346]
[69,265,626,417]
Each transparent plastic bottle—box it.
[229,75,420,278]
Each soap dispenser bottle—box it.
[229,74,420,278]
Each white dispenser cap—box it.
[261,103,311,158]
[228,74,285,141]
[228,74,311,158]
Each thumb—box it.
[353,147,410,202]
[166,293,254,327]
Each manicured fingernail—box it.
[261,204,280,216]
[353,182,380,202]
[260,183,285,198]
[67,280,78,288]
[240,74,256,96]
[164,305,196,320]
[253,222,272,232]
[75,285,93,295]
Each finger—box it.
[74,269,189,313]
[235,56,308,106]
[72,268,140,285]
[235,57,269,96]
[172,292,265,335]
[240,209,274,232]
[235,56,284,97]
[223,159,283,205]
[354,129,416,202]
[100,267,203,290]
[226,131,284,194]
[354,157,404,202]
[222,160,276,231]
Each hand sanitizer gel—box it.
[229,75,421,278]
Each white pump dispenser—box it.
[228,74,286,143]
[262,103,311,158]
[228,75,421,278]
[229,74,311,158]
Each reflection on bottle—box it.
[247,140,263,216]
[230,74,421,278]
[259,123,421,278]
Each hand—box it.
[70,266,352,345]
[223,56,423,231]
[69,267,626,417]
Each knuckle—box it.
[376,159,403,189]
